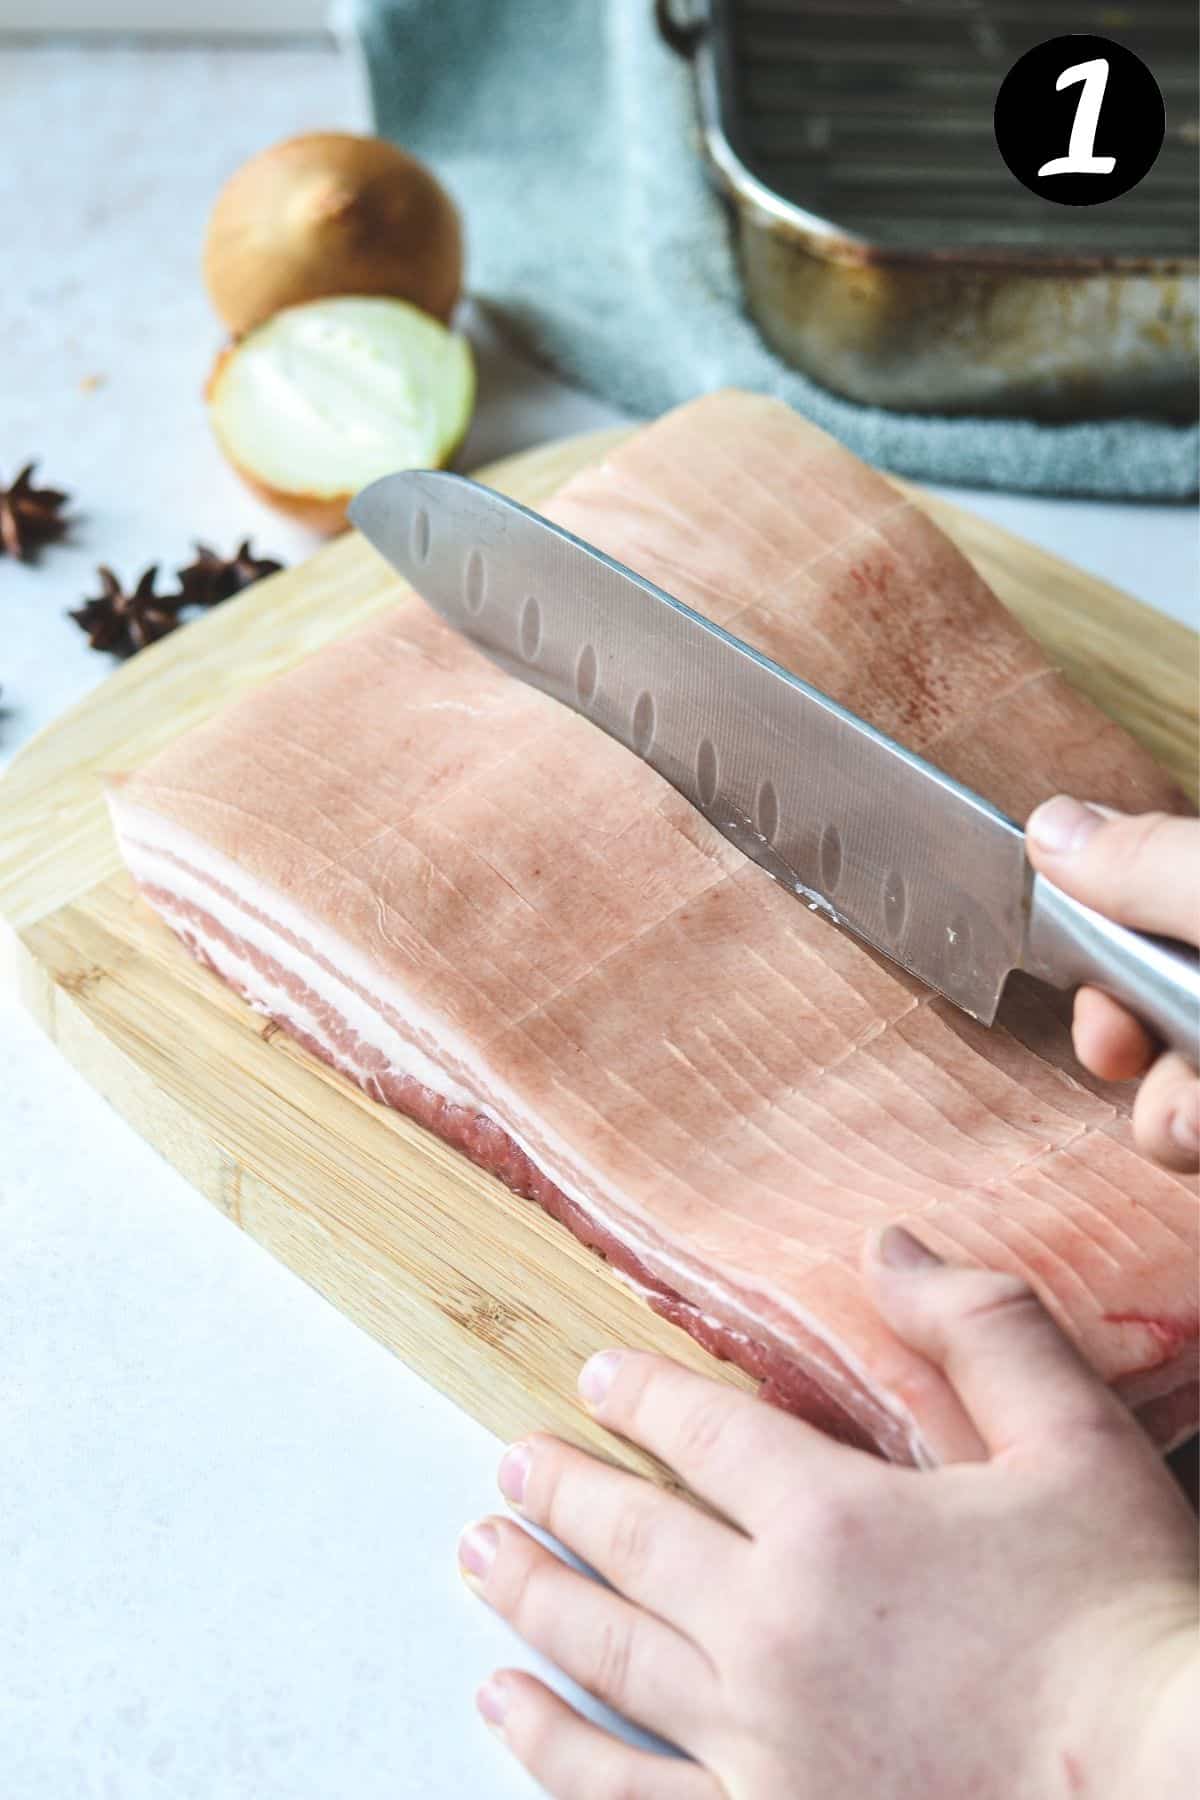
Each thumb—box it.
[1025,798,1200,945]
[863,1226,1140,1463]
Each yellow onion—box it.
[204,131,463,338]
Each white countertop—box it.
[1,39,1196,1800]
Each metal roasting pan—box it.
[660,0,1199,418]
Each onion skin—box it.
[207,453,355,536]
[204,131,463,338]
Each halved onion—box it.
[206,296,475,534]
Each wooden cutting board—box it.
[2,428,1196,1485]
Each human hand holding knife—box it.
[1026,797,1199,1172]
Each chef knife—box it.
[349,471,1199,1058]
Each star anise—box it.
[70,566,181,657]
[0,462,70,560]
[176,539,284,608]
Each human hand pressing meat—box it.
[1025,798,1199,1172]
[458,1228,1198,1799]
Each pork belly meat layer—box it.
[109,392,1198,1465]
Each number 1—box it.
[1037,58,1117,177]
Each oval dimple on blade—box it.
[819,823,843,894]
[697,737,719,809]
[756,778,779,844]
[884,870,907,939]
[575,642,598,708]
[520,595,542,662]
[632,690,656,757]
[464,548,486,615]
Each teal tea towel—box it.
[349,0,1198,498]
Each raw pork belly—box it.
[109,392,1198,1465]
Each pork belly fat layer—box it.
[112,804,927,1462]
[109,390,1198,1464]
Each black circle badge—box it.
[994,35,1165,206]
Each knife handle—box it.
[1025,873,1200,1063]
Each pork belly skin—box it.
[109,393,1198,1464]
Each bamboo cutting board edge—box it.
[1,426,1196,1476]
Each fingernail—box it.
[1026,796,1103,855]
[1170,1096,1199,1157]
[458,1521,498,1583]
[498,1442,532,1507]
[477,1677,509,1732]
[579,1349,622,1407]
[878,1225,943,1272]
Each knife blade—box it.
[349,470,1199,1054]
